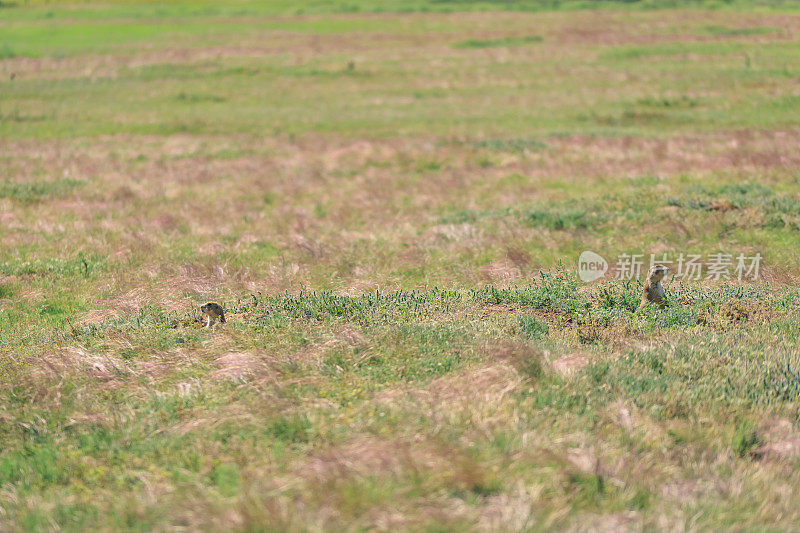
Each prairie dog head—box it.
[647,264,669,283]
[200,302,223,316]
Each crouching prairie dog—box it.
[200,302,226,328]
[638,264,669,310]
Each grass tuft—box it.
[453,34,543,48]
[0,179,84,203]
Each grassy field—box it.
[4,0,800,530]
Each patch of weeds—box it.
[437,207,508,224]
[526,206,605,231]
[518,315,549,339]
[635,95,699,108]
[468,474,503,496]
[39,296,82,319]
[0,441,69,487]
[1,254,107,279]
[119,348,142,361]
[702,25,779,37]
[252,240,280,257]
[473,138,547,152]
[745,364,800,405]
[414,158,442,172]
[268,414,312,443]
[660,304,696,327]
[176,92,226,103]
[209,462,240,496]
[210,147,256,159]
[154,329,200,350]
[533,387,591,413]
[357,323,471,382]
[596,350,675,403]
[21,510,50,532]
[478,268,588,314]
[666,182,800,228]
[412,88,447,99]
[639,351,663,375]
[588,107,693,127]
[321,350,349,376]
[0,284,13,298]
[75,426,118,455]
[594,281,640,312]
[576,316,608,344]
[566,472,605,508]
[628,489,651,510]
[246,288,463,327]
[774,291,800,311]
[77,305,181,335]
[475,155,496,167]
[493,341,543,380]
[602,41,748,61]
[0,43,15,59]
[336,476,400,514]
[587,361,610,385]
[283,64,370,78]
[453,35,542,49]
[0,107,53,122]
[313,203,327,218]
[0,178,84,203]
[731,421,761,458]
[51,502,99,529]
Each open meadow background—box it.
[4,0,800,529]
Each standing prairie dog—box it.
[200,302,226,328]
[638,265,669,310]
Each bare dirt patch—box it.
[547,129,800,180]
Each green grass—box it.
[4,0,800,530]
[3,3,800,139]
[453,34,543,49]
[701,24,780,36]
[0,178,84,203]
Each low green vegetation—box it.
[0,178,84,203]
[453,35,543,49]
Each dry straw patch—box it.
[278,434,519,530]
[423,361,522,406]
[371,358,524,448]
[301,436,441,483]
[44,346,134,382]
[211,351,272,381]
[552,352,591,377]
[696,298,783,330]
[375,360,522,418]
[565,511,641,533]
[756,418,800,462]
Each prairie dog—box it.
[638,265,669,310]
[200,302,226,328]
